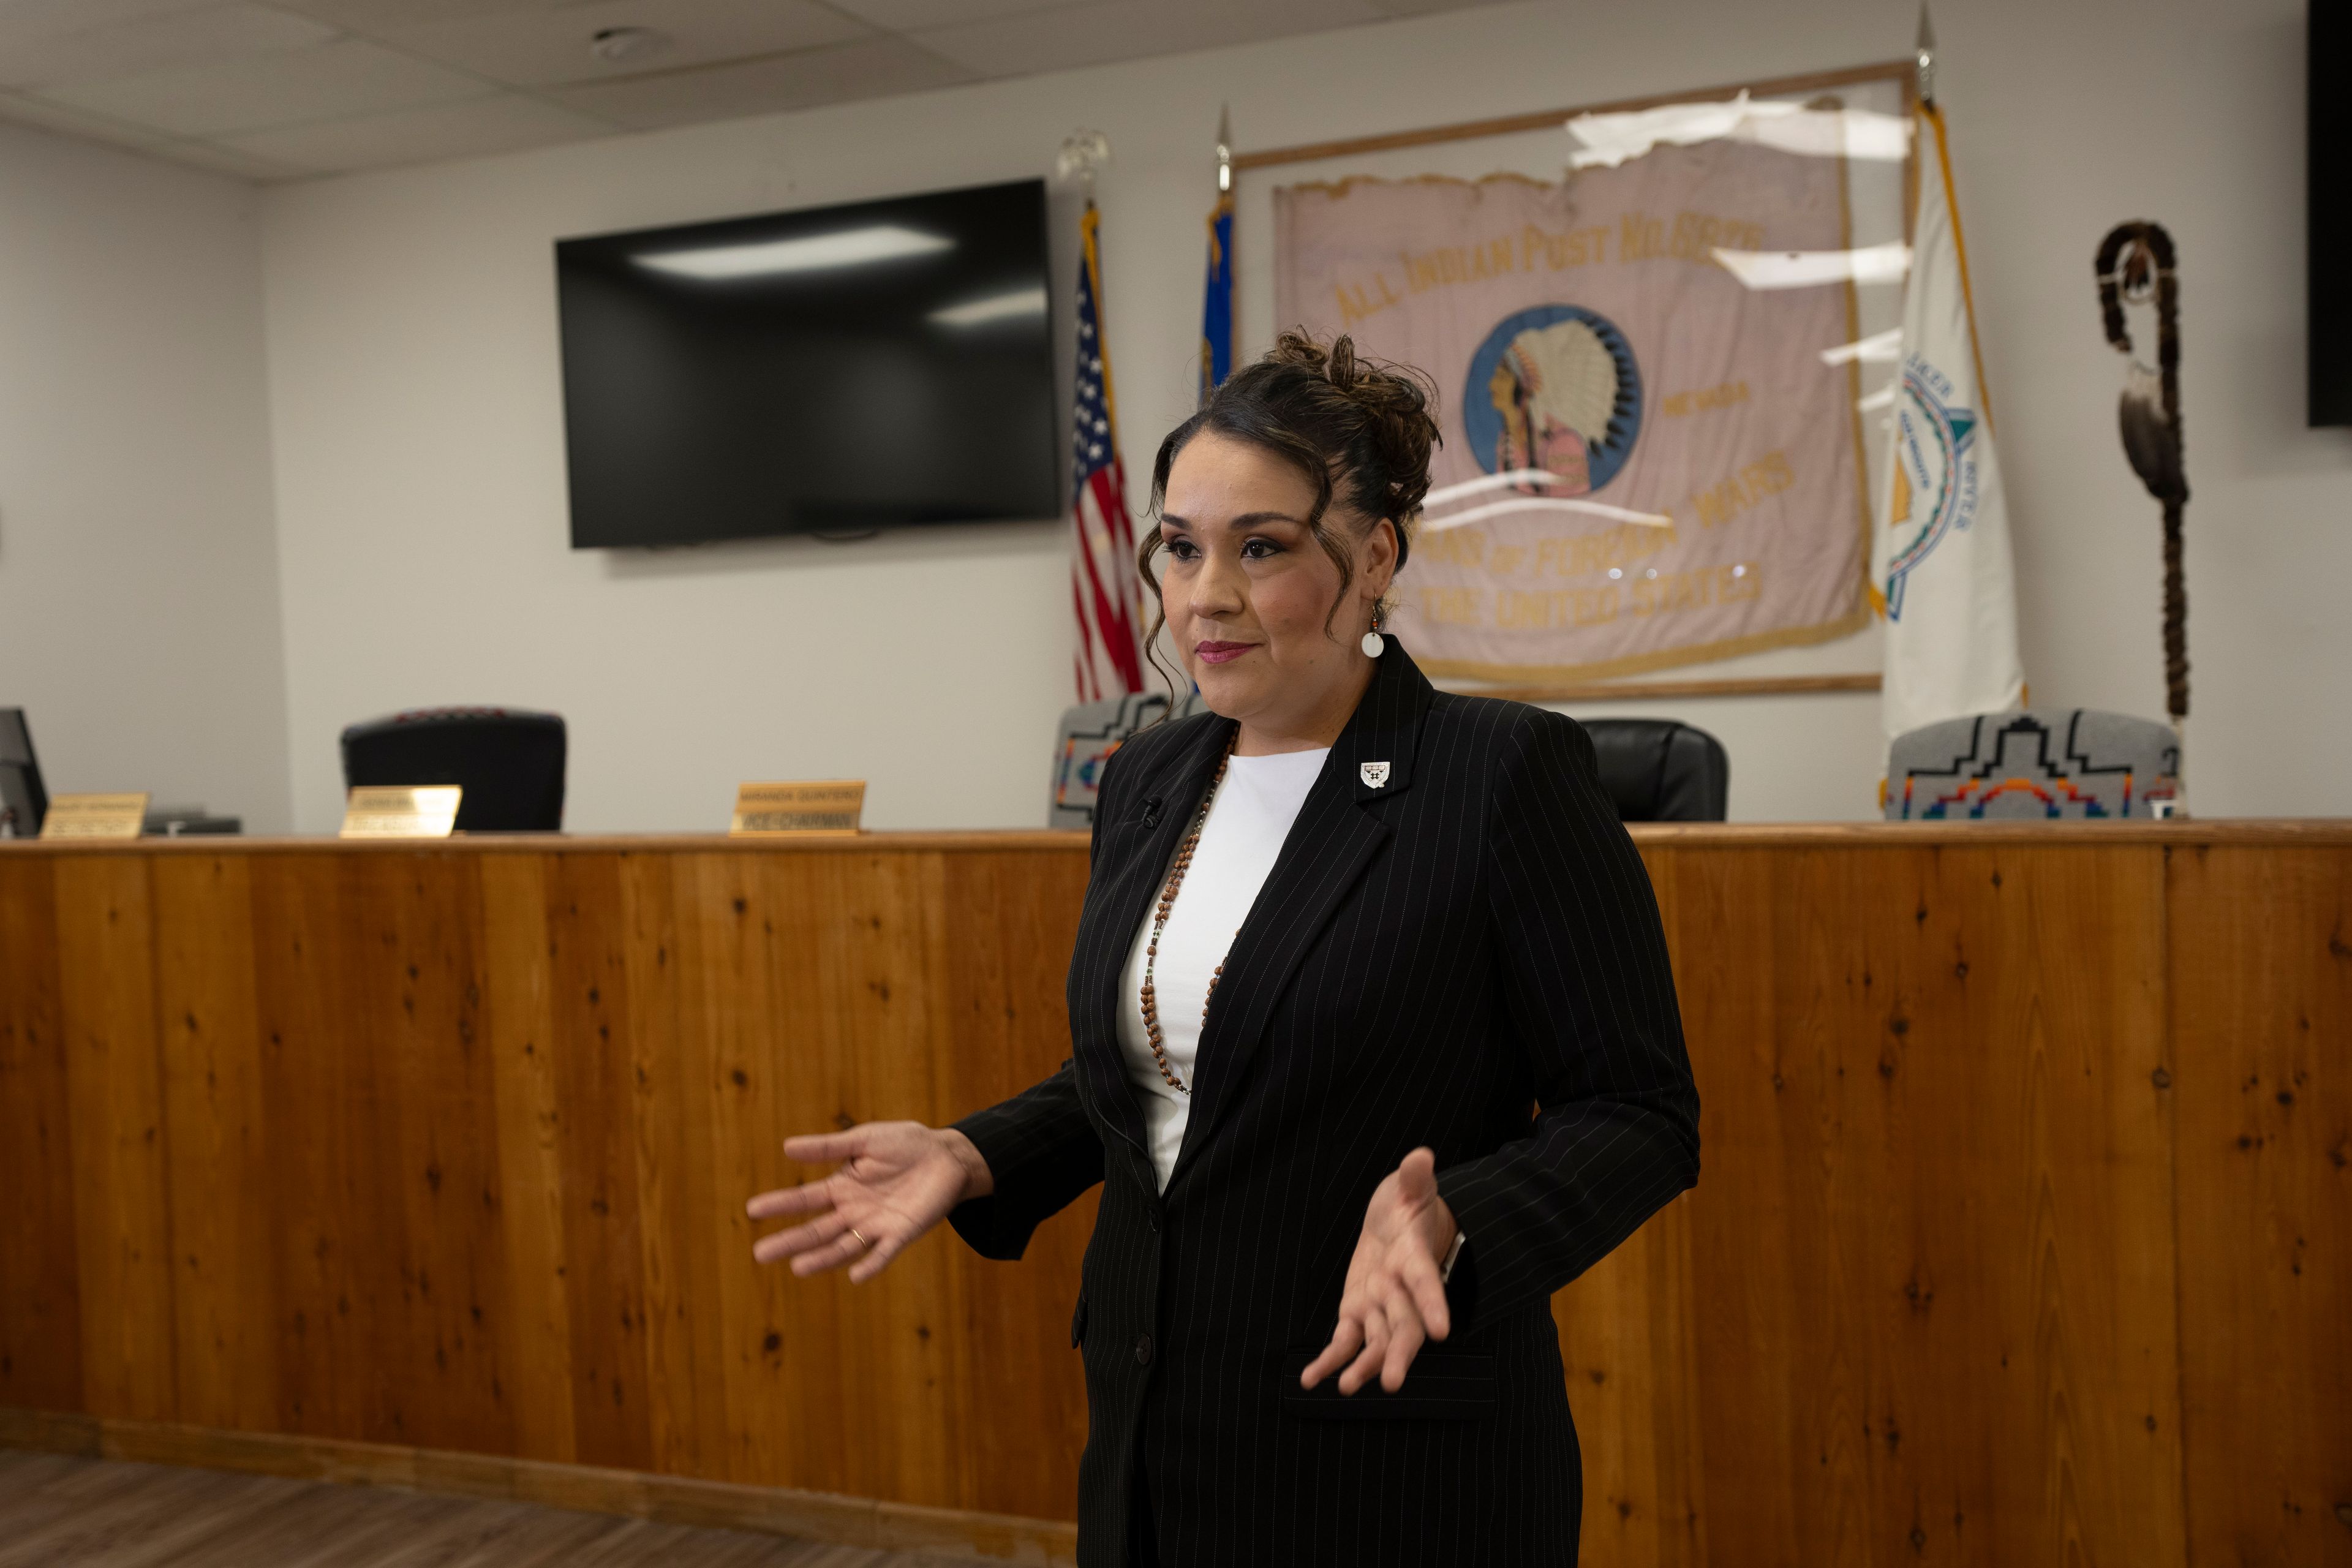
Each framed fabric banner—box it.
[1242,63,1914,694]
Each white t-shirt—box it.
[1117,745,1330,1191]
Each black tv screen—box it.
[557,178,1059,546]
[2315,2,2349,426]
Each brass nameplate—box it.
[731,780,866,837]
[341,785,462,839]
[39,792,150,840]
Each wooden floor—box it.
[0,1451,979,1568]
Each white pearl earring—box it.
[1360,606,1385,658]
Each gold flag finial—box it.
[1215,104,1232,194]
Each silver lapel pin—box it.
[1360,761,1391,789]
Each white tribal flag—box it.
[1872,105,2024,737]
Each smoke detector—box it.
[590,26,669,64]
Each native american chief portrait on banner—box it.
[1274,138,1874,684]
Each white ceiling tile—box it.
[0,83,163,145]
[823,0,1086,31]
[219,89,619,171]
[0,0,224,40]
[379,0,870,89]
[37,36,493,137]
[911,0,1385,78]
[0,0,1526,179]
[0,5,338,91]
[1361,0,1516,13]
[263,0,558,30]
[148,134,315,179]
[545,33,974,130]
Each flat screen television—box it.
[556,178,1059,546]
[2313,2,2348,426]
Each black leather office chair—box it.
[340,707,567,832]
[1581,718,1729,822]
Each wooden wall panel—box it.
[149,854,278,1433]
[819,850,963,1510]
[0,856,81,1414]
[612,848,710,1483]
[1645,843,2190,1568]
[318,853,439,1449]
[1556,846,1705,1568]
[476,851,581,1463]
[52,856,176,1423]
[371,851,518,1458]
[2,829,2345,1567]
[2168,845,2352,1568]
[539,849,655,1473]
[246,853,373,1439]
[930,850,1096,1522]
[1672,842,1858,1567]
[695,843,842,1494]
[1550,1197,1706,1568]
[1882,845,2183,1568]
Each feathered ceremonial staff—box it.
[2094,222,2188,734]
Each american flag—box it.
[1069,202,1145,702]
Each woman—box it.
[748,334,1699,1567]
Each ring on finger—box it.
[846,1226,871,1250]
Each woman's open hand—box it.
[747,1122,992,1285]
[1300,1147,1457,1395]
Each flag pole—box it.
[1874,0,2027,744]
[1052,127,1144,702]
[1915,4,1936,108]
[1200,108,1236,399]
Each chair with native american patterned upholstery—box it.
[1884,709,2182,821]
[1049,688,1205,829]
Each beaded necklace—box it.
[1138,733,1239,1096]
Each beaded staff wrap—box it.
[2095,221,2188,723]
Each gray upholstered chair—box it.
[1885,709,2182,820]
[1049,688,1204,828]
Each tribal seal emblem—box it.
[1882,351,1983,621]
[1360,761,1392,789]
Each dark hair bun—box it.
[1149,331,1441,579]
[1254,331,1440,534]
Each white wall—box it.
[0,123,289,832]
[256,0,2350,831]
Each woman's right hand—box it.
[746,1122,993,1285]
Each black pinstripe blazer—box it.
[950,641,1699,1568]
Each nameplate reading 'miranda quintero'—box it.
[39,792,150,840]
[340,785,462,839]
[731,780,866,837]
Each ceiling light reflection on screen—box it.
[633,224,952,280]
[928,286,1049,328]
